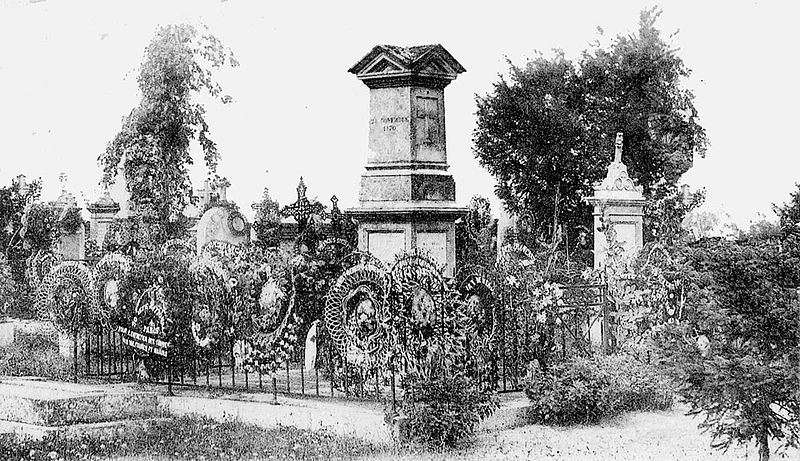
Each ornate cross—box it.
[614,132,623,163]
[281,177,326,223]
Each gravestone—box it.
[347,45,467,276]
[195,205,251,253]
[584,133,646,268]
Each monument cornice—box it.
[357,72,456,89]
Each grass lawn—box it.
[0,416,385,461]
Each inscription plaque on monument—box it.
[416,232,447,267]
[367,231,405,265]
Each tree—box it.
[251,187,281,248]
[473,7,707,257]
[657,236,800,460]
[776,183,800,229]
[456,195,496,268]
[100,24,238,246]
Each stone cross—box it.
[614,132,623,163]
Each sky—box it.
[0,0,797,228]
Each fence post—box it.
[73,331,78,383]
[601,284,610,354]
[167,354,174,396]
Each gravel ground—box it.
[365,405,798,461]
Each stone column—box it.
[584,133,646,268]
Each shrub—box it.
[397,373,498,449]
[524,354,673,425]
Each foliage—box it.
[99,24,238,246]
[57,206,84,235]
[644,185,705,244]
[0,330,71,380]
[524,354,673,425]
[0,177,42,256]
[21,202,57,254]
[0,415,381,461]
[776,183,800,229]
[655,235,800,460]
[251,186,282,248]
[473,7,706,254]
[0,257,15,315]
[399,373,498,449]
[456,195,497,269]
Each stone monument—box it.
[347,44,467,276]
[87,187,120,248]
[195,205,251,253]
[52,174,85,261]
[584,133,646,268]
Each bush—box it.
[524,354,673,425]
[0,330,71,379]
[397,373,498,449]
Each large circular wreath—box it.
[456,265,499,352]
[93,253,132,323]
[324,262,389,363]
[390,249,448,326]
[26,250,62,292]
[36,261,97,334]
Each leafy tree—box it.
[776,183,800,229]
[456,195,496,268]
[252,187,281,248]
[473,7,707,256]
[100,24,238,246]
[657,236,800,460]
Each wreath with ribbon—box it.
[93,252,132,324]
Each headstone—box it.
[347,45,467,276]
[584,133,646,268]
[195,205,251,253]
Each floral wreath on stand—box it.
[26,249,62,293]
[93,252,132,325]
[235,266,299,375]
[190,255,228,349]
[36,261,98,335]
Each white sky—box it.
[0,0,797,227]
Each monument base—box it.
[348,206,464,277]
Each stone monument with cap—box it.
[347,44,467,276]
[584,133,646,268]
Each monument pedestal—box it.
[347,45,467,276]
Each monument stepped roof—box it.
[348,44,466,76]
